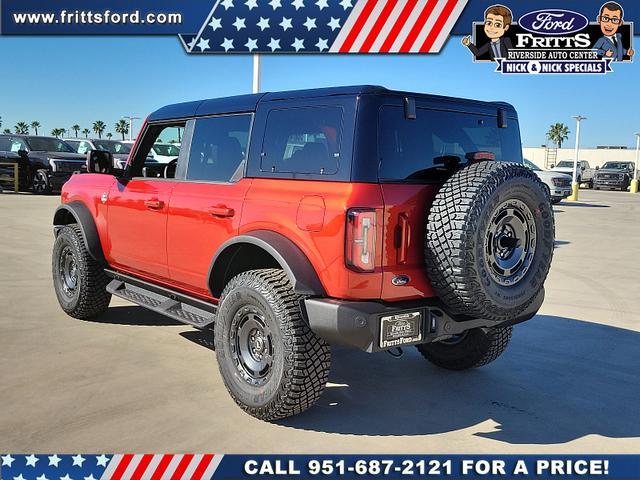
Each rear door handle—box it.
[208,206,235,218]
[144,199,163,210]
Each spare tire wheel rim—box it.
[230,306,273,386]
[484,198,536,287]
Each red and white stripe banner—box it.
[100,454,224,480]
[330,0,468,53]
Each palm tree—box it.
[60,128,67,138]
[2,129,11,135]
[14,122,29,134]
[546,123,570,148]
[92,120,106,139]
[115,119,129,141]
[82,128,90,138]
[72,124,80,137]
[106,133,113,139]
[31,121,41,136]
[51,128,62,138]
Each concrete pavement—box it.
[0,191,638,453]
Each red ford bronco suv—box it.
[52,86,554,421]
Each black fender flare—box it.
[208,230,326,298]
[53,201,105,263]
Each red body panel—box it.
[242,179,385,300]
[379,184,439,301]
[167,179,253,297]
[106,178,176,279]
[61,174,439,303]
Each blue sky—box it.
[0,35,638,147]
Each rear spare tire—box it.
[425,161,554,322]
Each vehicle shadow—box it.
[180,329,215,351]
[560,202,610,208]
[554,240,570,248]
[277,315,640,444]
[96,305,183,326]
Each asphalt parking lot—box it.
[1,191,639,453]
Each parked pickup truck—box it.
[593,161,636,191]
[0,135,86,193]
[52,86,554,421]
[550,160,595,187]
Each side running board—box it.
[105,269,216,328]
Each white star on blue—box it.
[187,0,353,53]
[2,455,113,480]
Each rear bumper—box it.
[303,289,544,353]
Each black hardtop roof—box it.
[148,85,516,122]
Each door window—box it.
[186,115,252,183]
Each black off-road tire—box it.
[215,269,331,421]
[32,169,52,195]
[52,224,111,319]
[416,326,513,370]
[425,161,554,322]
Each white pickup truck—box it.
[550,160,596,188]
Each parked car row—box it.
[548,160,636,192]
[0,133,182,194]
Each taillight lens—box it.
[346,209,376,272]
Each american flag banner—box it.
[179,0,468,54]
[0,454,223,480]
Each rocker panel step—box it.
[105,272,216,328]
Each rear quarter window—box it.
[260,106,342,175]
[379,106,523,182]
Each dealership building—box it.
[524,146,638,171]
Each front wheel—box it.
[214,269,331,421]
[52,224,111,319]
[32,169,52,195]
[416,326,513,370]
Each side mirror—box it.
[17,149,29,158]
[87,150,113,174]
[596,166,600,170]
[550,164,555,168]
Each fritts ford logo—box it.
[463,2,634,75]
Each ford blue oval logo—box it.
[518,9,589,36]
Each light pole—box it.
[252,54,261,94]
[122,115,141,142]
[632,133,640,194]
[568,115,586,201]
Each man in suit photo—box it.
[462,5,513,61]
[593,2,634,61]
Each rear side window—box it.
[186,114,252,183]
[261,106,342,175]
[379,106,522,182]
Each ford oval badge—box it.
[518,9,589,36]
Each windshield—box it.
[601,162,632,170]
[152,144,180,156]
[524,159,541,171]
[555,161,574,168]
[93,140,131,155]
[26,137,75,153]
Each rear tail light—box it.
[346,209,376,272]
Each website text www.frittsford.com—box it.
[11,9,182,26]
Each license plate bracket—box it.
[379,311,422,349]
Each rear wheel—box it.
[425,161,554,322]
[417,326,513,370]
[52,224,111,319]
[214,269,331,421]
[32,169,52,195]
